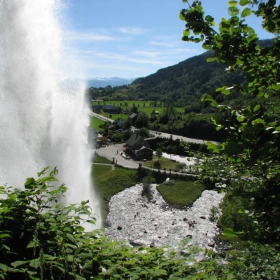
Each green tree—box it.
[156,147,163,163]
[131,105,138,113]
[159,105,178,125]
[137,127,150,138]
[141,174,155,199]
[135,112,149,128]
[180,0,280,242]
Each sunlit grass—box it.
[90,116,105,131]
[92,154,112,164]
[144,157,185,171]
[157,180,205,207]
[92,100,184,122]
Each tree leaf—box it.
[241,7,252,17]
[251,118,265,125]
[228,6,240,16]
[205,15,214,22]
[11,260,30,268]
[179,13,185,21]
[201,94,218,106]
[236,115,245,122]
[183,29,190,36]
[253,104,260,112]
[228,0,238,7]
[37,167,50,177]
[202,44,212,50]
[223,228,236,237]
[29,259,40,269]
[271,83,280,90]
[66,233,76,243]
[239,0,250,6]
[207,57,218,62]
[206,141,219,153]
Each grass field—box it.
[157,180,205,207]
[92,100,184,121]
[90,116,105,131]
[92,154,112,164]
[143,158,185,172]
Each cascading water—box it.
[0,0,101,228]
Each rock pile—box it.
[105,184,224,250]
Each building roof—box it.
[135,146,153,152]
[129,113,138,119]
[126,133,149,148]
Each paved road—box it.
[89,111,114,123]
[95,144,139,169]
[148,130,219,145]
[95,144,198,177]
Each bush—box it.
[0,167,97,280]
[141,175,154,200]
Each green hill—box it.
[132,51,244,104]
[87,39,273,109]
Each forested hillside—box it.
[132,51,244,104]
[87,39,273,111]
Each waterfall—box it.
[0,0,101,228]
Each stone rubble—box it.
[105,184,224,250]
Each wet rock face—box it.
[105,185,224,250]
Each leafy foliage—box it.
[180,0,280,243]
[141,174,155,200]
[0,167,97,280]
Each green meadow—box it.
[92,100,184,121]
[90,116,104,131]
[157,180,205,207]
[143,157,185,172]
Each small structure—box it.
[103,105,121,114]
[129,113,138,125]
[91,105,102,113]
[108,124,117,131]
[134,146,153,160]
[96,136,107,148]
[114,117,124,128]
[124,108,131,115]
[125,134,153,160]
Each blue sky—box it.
[61,0,275,79]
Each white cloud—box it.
[117,27,145,34]
[132,50,160,58]
[65,30,114,42]
[150,41,174,47]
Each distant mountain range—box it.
[86,77,136,88]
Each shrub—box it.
[0,167,97,280]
